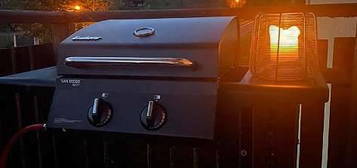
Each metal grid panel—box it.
[250,13,318,81]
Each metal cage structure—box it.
[250,12,319,81]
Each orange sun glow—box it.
[73,5,81,11]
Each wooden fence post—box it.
[299,103,325,168]
[327,37,355,168]
[345,37,357,167]
[51,23,75,45]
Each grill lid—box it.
[57,17,238,78]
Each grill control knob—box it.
[88,98,112,127]
[140,100,167,130]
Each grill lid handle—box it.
[64,57,194,67]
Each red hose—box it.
[0,124,45,168]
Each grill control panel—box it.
[48,78,217,139]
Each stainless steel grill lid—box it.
[48,17,240,140]
[57,17,238,78]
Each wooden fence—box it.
[0,44,55,168]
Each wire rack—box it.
[249,12,318,82]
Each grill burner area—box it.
[48,17,243,140]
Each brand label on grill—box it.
[60,79,81,87]
[72,36,102,41]
[54,118,82,124]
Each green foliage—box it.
[1,0,54,10]
[1,0,112,10]
[0,0,113,45]
[246,0,304,6]
[113,0,228,10]
[0,25,13,48]
[0,0,303,46]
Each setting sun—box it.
[228,0,246,8]
[269,25,300,48]
[269,25,301,60]
[73,5,81,11]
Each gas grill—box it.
[47,17,243,140]
[0,13,330,168]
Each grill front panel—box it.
[48,78,217,139]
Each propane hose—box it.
[0,123,46,168]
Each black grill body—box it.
[48,17,242,140]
